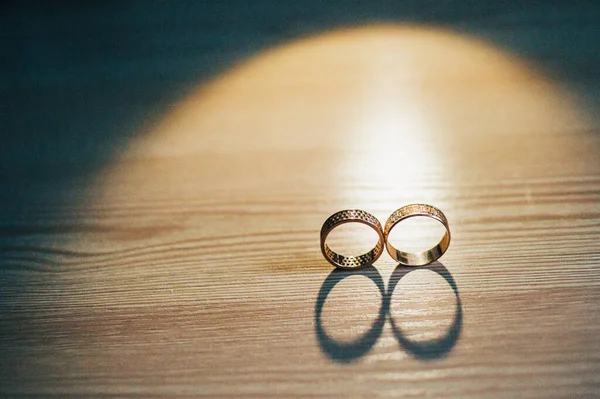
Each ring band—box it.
[384,204,451,266]
[320,209,385,269]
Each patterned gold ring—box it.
[320,209,385,269]
[384,204,451,266]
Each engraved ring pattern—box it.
[384,204,451,266]
[320,209,385,269]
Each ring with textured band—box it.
[320,209,385,269]
[384,204,451,266]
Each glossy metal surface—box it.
[320,209,385,269]
[384,204,451,266]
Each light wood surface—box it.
[2,3,600,398]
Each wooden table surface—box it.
[2,3,600,398]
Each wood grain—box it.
[2,3,600,398]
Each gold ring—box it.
[320,209,385,269]
[384,204,451,266]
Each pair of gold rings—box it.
[320,204,450,269]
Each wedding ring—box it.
[320,209,385,269]
[384,204,451,266]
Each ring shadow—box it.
[387,262,463,361]
[314,266,387,363]
[314,262,462,363]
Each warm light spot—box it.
[84,24,594,274]
[104,25,586,200]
